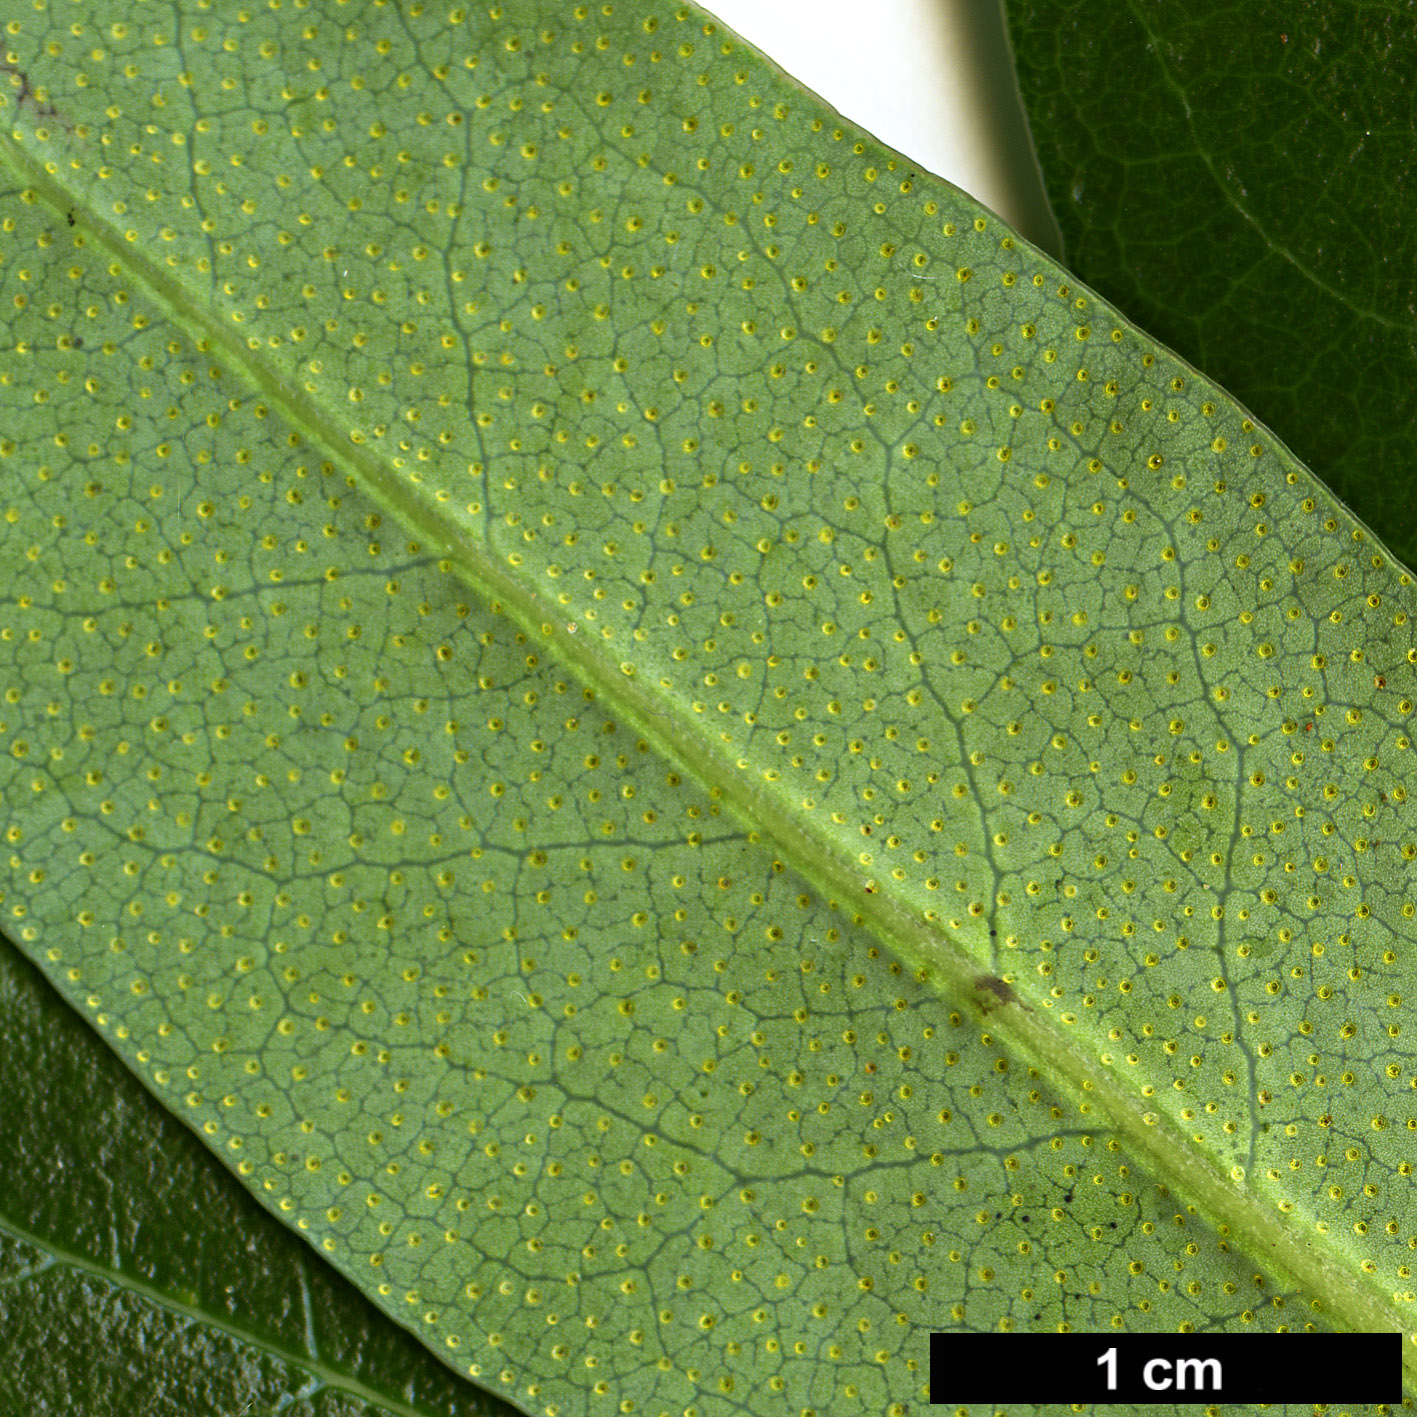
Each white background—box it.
[697,0,1062,256]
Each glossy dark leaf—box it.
[0,937,517,1417]
[1005,0,1417,571]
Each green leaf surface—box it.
[0,932,519,1417]
[1003,0,1417,572]
[0,3,1414,1414]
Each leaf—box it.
[0,3,1414,1414]
[1003,0,1417,572]
[0,932,520,1417]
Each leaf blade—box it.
[0,2,1414,1411]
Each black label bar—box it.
[929,1332,1402,1404]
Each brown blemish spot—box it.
[973,973,1030,1013]
[1,60,73,131]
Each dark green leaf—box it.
[1004,0,1417,571]
[0,936,516,1417]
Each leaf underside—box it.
[0,3,1414,1414]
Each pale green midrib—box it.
[3,129,1413,1388]
[0,1211,452,1417]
